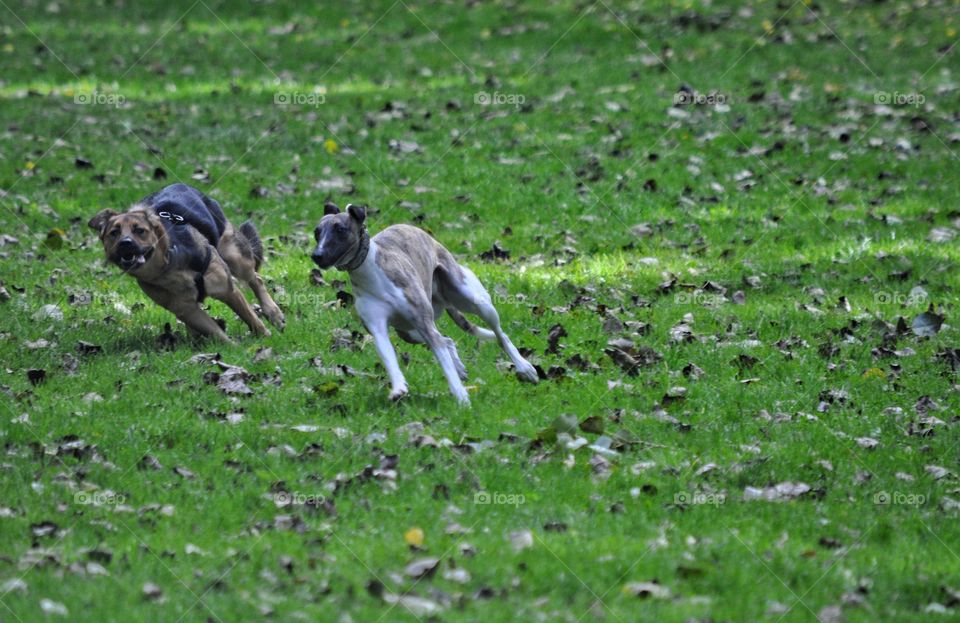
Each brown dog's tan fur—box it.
[89,206,283,343]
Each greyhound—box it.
[310,203,539,405]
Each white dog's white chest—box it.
[350,244,416,329]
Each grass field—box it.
[1,0,960,621]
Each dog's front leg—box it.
[358,302,408,400]
[173,303,232,343]
[139,282,232,343]
[371,321,408,401]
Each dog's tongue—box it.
[135,254,146,266]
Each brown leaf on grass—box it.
[743,482,811,501]
[669,322,694,343]
[928,227,956,243]
[579,415,604,434]
[479,243,510,262]
[142,582,164,602]
[604,338,662,375]
[912,308,944,337]
[330,328,364,352]
[27,369,46,385]
[388,139,422,154]
[682,362,706,379]
[508,529,534,552]
[252,347,274,363]
[172,466,195,480]
[925,465,952,480]
[138,455,163,471]
[76,341,102,355]
[590,454,612,480]
[30,521,59,538]
[404,557,440,579]
[546,323,567,354]
[622,581,671,599]
[215,366,254,396]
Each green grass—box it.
[1,0,959,621]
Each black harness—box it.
[191,246,213,302]
[158,210,213,302]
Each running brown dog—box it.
[88,183,284,342]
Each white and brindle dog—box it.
[311,203,539,405]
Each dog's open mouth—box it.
[116,248,152,270]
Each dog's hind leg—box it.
[248,274,285,330]
[421,325,470,404]
[444,337,469,381]
[217,287,270,337]
[403,290,470,404]
[204,257,270,337]
[445,267,539,384]
[446,308,495,341]
[219,224,285,330]
[398,329,467,381]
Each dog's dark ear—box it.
[88,209,118,235]
[346,204,366,224]
[323,201,340,216]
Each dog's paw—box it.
[268,308,286,331]
[389,387,409,402]
[515,360,540,384]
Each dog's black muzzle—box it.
[311,248,335,269]
[113,238,153,271]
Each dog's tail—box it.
[238,220,264,269]
[447,308,496,341]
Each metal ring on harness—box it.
[158,210,185,222]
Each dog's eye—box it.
[133,226,147,236]
[108,228,120,237]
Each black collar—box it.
[336,229,370,271]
